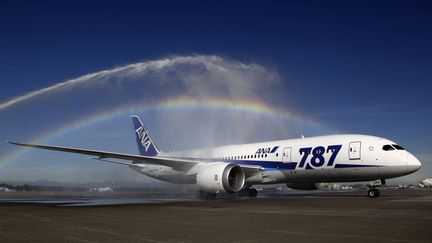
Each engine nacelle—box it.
[196,162,245,193]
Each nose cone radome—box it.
[406,153,421,173]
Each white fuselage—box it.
[132,134,421,185]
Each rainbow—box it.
[0,96,334,166]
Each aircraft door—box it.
[283,147,292,163]
[349,141,361,160]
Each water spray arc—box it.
[0,55,333,183]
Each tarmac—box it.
[0,189,431,242]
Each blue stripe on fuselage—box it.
[160,156,383,170]
[334,164,382,168]
[230,159,297,170]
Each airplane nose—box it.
[406,153,421,173]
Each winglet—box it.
[131,115,160,156]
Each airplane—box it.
[88,186,113,193]
[89,181,114,193]
[7,115,421,198]
[418,178,432,188]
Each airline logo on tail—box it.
[135,126,152,152]
[131,115,160,156]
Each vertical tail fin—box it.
[131,115,160,156]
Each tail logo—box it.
[135,127,152,152]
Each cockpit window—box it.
[382,145,395,151]
[392,144,405,150]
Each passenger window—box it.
[392,144,405,150]
[382,145,395,151]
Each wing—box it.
[7,141,198,170]
[7,141,263,173]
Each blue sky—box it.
[0,1,431,185]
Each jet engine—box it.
[196,162,245,193]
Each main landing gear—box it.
[238,187,257,198]
[196,191,217,199]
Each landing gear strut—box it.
[238,187,257,198]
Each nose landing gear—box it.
[368,188,380,198]
[367,179,385,198]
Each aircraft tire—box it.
[249,188,258,197]
[375,189,381,197]
[368,189,380,198]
